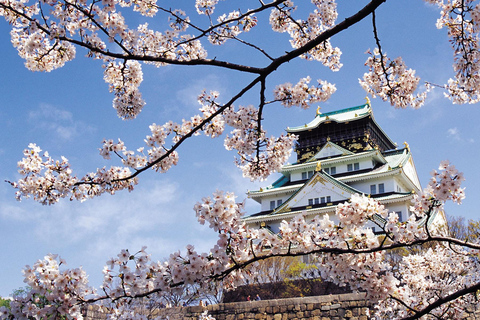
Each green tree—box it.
[282,258,321,297]
[0,298,10,309]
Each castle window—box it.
[308,171,314,178]
[277,199,283,206]
[314,198,319,205]
[396,211,403,222]
[324,167,329,174]
[302,172,307,180]
[326,196,331,202]
[347,163,359,171]
[270,201,276,210]
[330,166,336,174]
[379,183,385,193]
[320,197,325,204]
[308,199,313,206]
[370,184,377,195]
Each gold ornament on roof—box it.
[365,96,371,106]
[316,106,321,115]
[315,161,322,172]
[404,141,410,151]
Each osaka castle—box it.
[243,102,426,234]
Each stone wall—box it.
[85,292,371,320]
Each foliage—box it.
[0,287,68,320]
[0,299,9,309]
[223,256,333,301]
[447,215,480,242]
[282,258,321,298]
[0,1,480,320]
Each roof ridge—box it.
[317,103,369,118]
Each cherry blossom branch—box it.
[371,10,393,92]
[401,281,480,320]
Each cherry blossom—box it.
[274,76,336,109]
[359,48,428,109]
[3,1,480,319]
[3,162,478,320]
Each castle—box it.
[243,102,429,233]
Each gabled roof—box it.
[286,103,396,150]
[338,148,421,192]
[280,149,386,174]
[243,192,416,224]
[247,147,421,205]
[287,104,372,132]
[309,141,353,161]
[270,170,362,215]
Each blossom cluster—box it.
[10,143,138,204]
[410,160,465,215]
[1,191,254,319]
[427,0,480,104]
[359,48,428,109]
[104,60,145,120]
[0,254,93,320]
[269,0,342,70]
[375,245,479,319]
[11,88,299,201]
[223,104,297,181]
[274,76,336,109]
[195,0,219,16]
[208,11,258,45]
[3,162,478,320]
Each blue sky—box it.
[1,0,480,297]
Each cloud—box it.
[447,127,475,143]
[0,176,208,248]
[27,103,95,142]
[447,127,461,140]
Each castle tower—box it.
[243,102,429,234]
